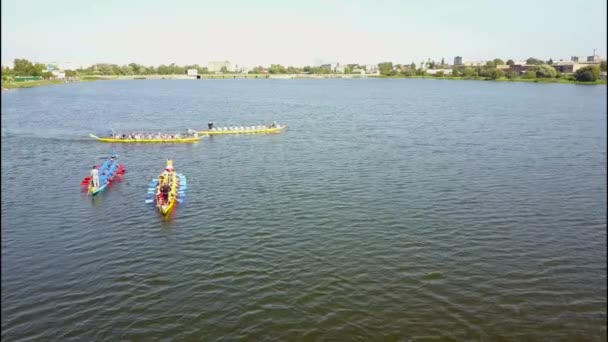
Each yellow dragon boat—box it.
[89,133,201,143]
[194,125,288,136]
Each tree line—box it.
[377,57,606,82]
[2,58,606,82]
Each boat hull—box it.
[90,134,200,143]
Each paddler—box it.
[208,122,214,130]
[160,183,171,202]
[90,166,99,188]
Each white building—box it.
[425,68,452,75]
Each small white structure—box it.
[50,70,65,79]
[425,68,453,75]
[187,69,198,76]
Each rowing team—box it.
[156,166,177,204]
[110,132,196,139]
[207,121,281,131]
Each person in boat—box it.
[160,183,171,202]
[271,121,277,128]
[208,122,214,130]
[90,165,99,188]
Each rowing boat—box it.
[145,160,187,217]
[89,133,201,143]
[194,125,288,135]
[80,152,125,196]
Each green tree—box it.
[600,60,607,72]
[42,71,54,79]
[485,61,496,67]
[493,58,504,65]
[415,68,427,76]
[120,65,134,75]
[435,71,444,77]
[13,58,34,75]
[440,57,445,66]
[547,58,553,65]
[463,66,476,77]
[268,64,287,74]
[220,66,228,73]
[378,62,394,76]
[65,70,77,77]
[451,68,459,77]
[486,68,504,79]
[157,64,169,75]
[1,65,12,76]
[532,64,557,78]
[526,57,544,65]
[574,65,600,82]
[402,68,415,77]
[506,59,515,65]
[523,70,537,79]
[505,71,517,79]
[32,63,45,76]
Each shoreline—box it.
[3,73,605,90]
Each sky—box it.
[2,0,607,68]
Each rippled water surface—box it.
[2,79,606,340]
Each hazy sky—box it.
[2,0,606,67]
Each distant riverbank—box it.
[376,74,607,85]
[2,73,605,90]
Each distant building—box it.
[552,60,601,74]
[186,69,198,76]
[51,70,65,79]
[453,56,463,66]
[208,61,232,73]
[320,63,337,71]
[364,64,379,74]
[426,68,453,75]
[41,62,66,79]
[571,54,603,63]
[503,63,535,75]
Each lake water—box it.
[1,79,606,340]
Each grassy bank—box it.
[373,74,607,85]
[1,76,117,90]
[2,79,66,89]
